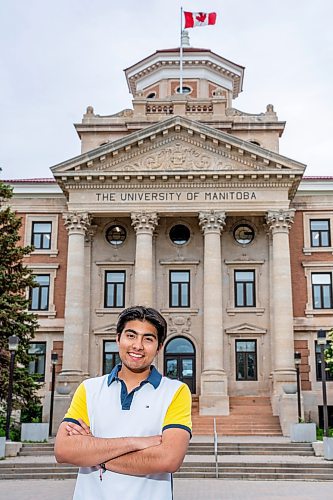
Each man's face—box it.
[116,319,160,374]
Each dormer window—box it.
[176,86,192,95]
[249,140,260,147]
[147,92,156,99]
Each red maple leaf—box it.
[196,13,207,23]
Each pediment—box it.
[93,323,117,337]
[51,116,305,178]
[225,323,267,335]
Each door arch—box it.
[164,336,196,393]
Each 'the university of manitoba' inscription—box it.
[95,191,257,203]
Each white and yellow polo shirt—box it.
[63,365,192,500]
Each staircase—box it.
[18,443,54,456]
[1,441,332,481]
[175,461,333,480]
[192,396,282,436]
[187,441,315,456]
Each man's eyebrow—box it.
[124,328,157,338]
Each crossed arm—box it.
[54,419,190,475]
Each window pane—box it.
[104,341,119,353]
[181,283,189,306]
[247,353,256,379]
[246,283,254,306]
[321,233,329,246]
[237,341,256,352]
[237,353,245,379]
[166,359,178,378]
[33,234,42,248]
[116,284,124,306]
[40,287,49,309]
[323,286,332,308]
[166,337,194,354]
[312,274,331,285]
[106,272,125,283]
[171,271,189,283]
[171,283,178,306]
[235,271,254,282]
[35,275,50,286]
[31,288,39,309]
[182,359,193,377]
[236,283,244,306]
[33,223,52,233]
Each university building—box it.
[8,38,333,433]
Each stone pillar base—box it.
[199,370,229,416]
[278,393,299,436]
[50,372,86,435]
[271,369,296,415]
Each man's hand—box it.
[65,419,91,436]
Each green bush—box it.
[316,427,333,441]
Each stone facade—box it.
[7,42,333,433]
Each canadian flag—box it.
[184,11,217,29]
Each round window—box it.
[169,224,191,245]
[233,224,255,245]
[106,225,127,246]
[176,86,192,94]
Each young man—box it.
[54,306,192,500]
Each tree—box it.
[0,178,42,432]
[325,329,333,374]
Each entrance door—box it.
[164,337,196,393]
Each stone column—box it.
[198,210,229,415]
[53,212,91,431]
[60,212,91,377]
[131,211,159,306]
[266,209,296,414]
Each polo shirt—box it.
[63,365,192,500]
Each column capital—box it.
[266,209,295,233]
[199,210,226,235]
[63,212,91,235]
[131,211,159,234]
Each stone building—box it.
[8,40,333,433]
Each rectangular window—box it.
[31,222,52,250]
[235,270,255,307]
[29,275,50,310]
[315,342,333,381]
[105,271,125,308]
[236,340,257,381]
[28,342,46,381]
[310,220,330,248]
[169,270,190,307]
[312,273,333,309]
[103,340,121,375]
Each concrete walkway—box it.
[0,478,332,499]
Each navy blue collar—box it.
[107,364,162,389]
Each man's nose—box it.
[132,335,144,349]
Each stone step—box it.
[1,461,332,481]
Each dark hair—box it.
[116,306,167,345]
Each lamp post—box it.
[317,329,329,438]
[49,352,58,437]
[5,335,19,440]
[294,351,302,422]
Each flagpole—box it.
[180,6,183,94]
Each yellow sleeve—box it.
[162,383,192,435]
[63,382,90,427]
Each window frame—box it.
[29,274,50,311]
[169,270,190,308]
[26,264,58,317]
[28,342,47,381]
[315,341,333,382]
[235,339,258,381]
[310,219,331,248]
[31,221,52,250]
[311,272,333,310]
[104,270,126,309]
[225,260,264,315]
[103,340,120,375]
[234,270,256,308]
[24,215,59,256]
[303,212,333,256]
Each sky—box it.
[1,0,332,180]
